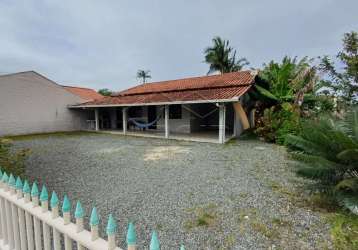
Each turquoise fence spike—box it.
[126,222,137,245]
[40,185,48,201]
[23,180,30,193]
[8,174,16,187]
[90,207,99,226]
[106,214,117,235]
[0,169,2,179]
[62,194,71,213]
[50,191,59,208]
[150,231,160,250]
[31,182,39,197]
[75,201,84,219]
[180,245,185,250]
[15,176,23,190]
[2,172,8,183]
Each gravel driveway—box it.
[13,133,332,250]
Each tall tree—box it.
[137,70,151,84]
[319,31,358,104]
[204,36,249,74]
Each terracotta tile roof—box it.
[75,71,257,106]
[63,86,103,101]
[118,70,256,96]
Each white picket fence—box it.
[0,170,186,250]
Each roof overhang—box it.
[68,97,241,109]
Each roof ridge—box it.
[62,85,96,90]
[119,83,253,97]
[123,70,252,90]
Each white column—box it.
[95,108,99,131]
[165,105,169,139]
[218,104,226,144]
[122,107,127,135]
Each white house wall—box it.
[0,72,87,136]
[156,106,191,133]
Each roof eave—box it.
[68,97,241,109]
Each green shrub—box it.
[255,103,301,144]
[286,107,358,214]
[0,138,29,177]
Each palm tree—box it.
[204,36,249,74]
[286,107,358,214]
[255,56,318,105]
[137,70,151,84]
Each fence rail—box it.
[0,170,185,250]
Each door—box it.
[147,106,157,129]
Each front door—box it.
[147,106,157,129]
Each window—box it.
[169,105,182,119]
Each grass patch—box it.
[328,212,358,250]
[303,194,357,249]
[184,204,218,230]
[251,220,280,240]
[7,131,97,141]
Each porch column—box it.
[94,108,99,131]
[122,107,127,135]
[164,105,169,138]
[218,104,226,144]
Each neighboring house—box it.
[62,85,103,101]
[0,71,100,136]
[71,71,258,143]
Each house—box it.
[0,71,101,136]
[71,71,258,143]
[62,85,103,101]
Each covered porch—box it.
[79,101,252,144]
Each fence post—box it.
[62,194,73,250]
[16,177,28,250]
[150,231,160,250]
[31,182,42,250]
[23,180,34,250]
[90,207,99,241]
[4,173,15,249]
[0,170,3,241]
[127,222,137,250]
[0,171,9,245]
[40,185,51,250]
[75,201,85,250]
[106,214,117,250]
[9,179,21,250]
[50,191,61,250]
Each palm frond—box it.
[254,85,278,101]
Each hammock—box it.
[128,113,163,129]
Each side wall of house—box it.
[0,72,87,136]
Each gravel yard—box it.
[13,133,332,249]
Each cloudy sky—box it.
[0,0,357,91]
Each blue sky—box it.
[0,0,357,91]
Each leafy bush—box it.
[0,138,29,177]
[285,107,358,214]
[255,103,301,144]
[253,56,320,143]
